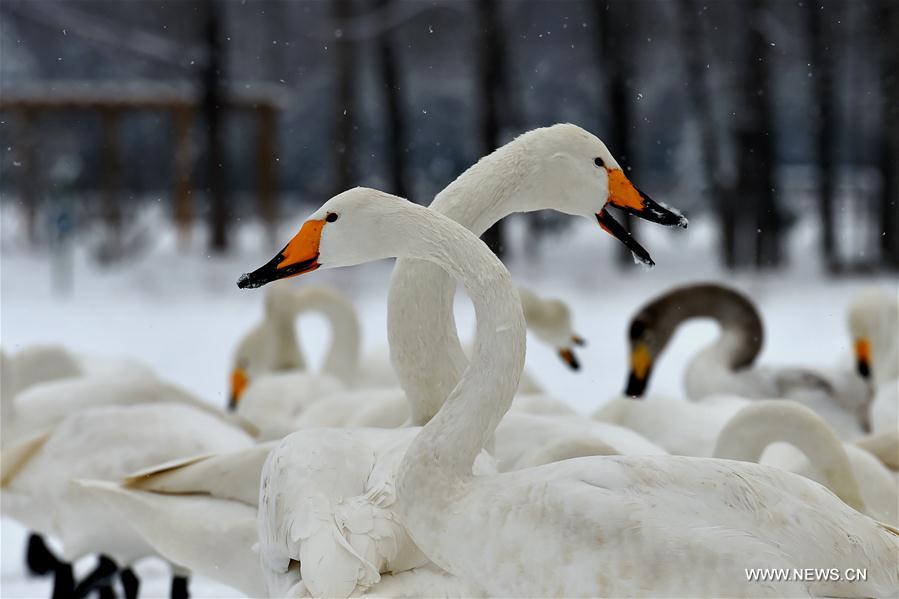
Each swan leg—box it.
[50,562,75,599]
[120,569,139,599]
[73,555,118,598]
[25,533,56,575]
[170,575,189,599]
[97,583,117,599]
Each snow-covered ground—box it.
[2,206,895,597]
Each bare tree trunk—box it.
[172,106,194,246]
[257,105,278,240]
[332,0,356,197]
[102,108,122,258]
[676,0,736,268]
[476,0,506,258]
[596,0,637,266]
[375,0,408,200]
[876,0,899,269]
[807,0,838,272]
[737,0,781,268]
[203,0,229,252]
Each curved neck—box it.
[388,141,540,425]
[291,288,361,383]
[269,314,305,371]
[713,401,866,513]
[390,205,526,479]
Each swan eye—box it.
[325,212,339,223]
[593,157,605,168]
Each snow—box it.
[1,206,894,597]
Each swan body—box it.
[258,426,496,597]
[493,412,667,471]
[713,400,897,525]
[594,394,748,456]
[1,403,254,567]
[0,344,154,399]
[1,375,235,446]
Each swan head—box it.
[237,189,424,289]
[228,321,276,410]
[847,286,898,381]
[519,287,585,371]
[521,124,688,266]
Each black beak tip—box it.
[624,371,647,398]
[857,360,871,379]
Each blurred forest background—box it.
[0,0,897,273]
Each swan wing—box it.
[260,428,425,598]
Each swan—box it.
[1,375,245,447]
[713,400,897,525]
[228,283,390,412]
[0,345,156,442]
[622,282,868,438]
[594,393,748,456]
[847,286,898,435]
[1,402,255,599]
[0,344,154,400]
[235,188,897,597]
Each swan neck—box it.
[395,208,526,479]
[714,402,866,512]
[387,144,536,425]
[293,290,361,382]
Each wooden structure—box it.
[0,81,286,246]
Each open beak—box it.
[623,343,653,398]
[558,348,581,371]
[854,339,871,379]
[598,169,688,267]
[237,219,325,289]
[228,368,248,411]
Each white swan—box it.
[1,402,255,597]
[0,345,156,441]
[623,282,868,438]
[847,286,898,435]
[228,283,392,412]
[234,188,898,597]
[594,393,748,456]
[1,375,241,447]
[713,400,897,525]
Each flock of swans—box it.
[1,124,897,598]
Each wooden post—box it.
[257,105,278,239]
[102,108,123,257]
[173,106,194,245]
[17,108,39,244]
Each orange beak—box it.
[238,219,325,289]
[228,368,249,411]
[597,168,687,267]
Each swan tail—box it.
[1,428,50,486]
[124,443,275,506]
